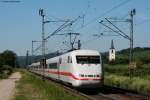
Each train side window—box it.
[70,57,72,63]
[59,58,62,64]
[45,64,47,68]
[68,56,72,63]
[49,63,57,69]
[68,56,70,63]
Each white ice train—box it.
[29,50,104,88]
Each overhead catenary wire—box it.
[33,44,42,53]
[75,0,131,31]
[120,13,129,20]
[72,0,131,46]
[80,0,91,27]
[82,37,101,46]
[44,20,70,40]
[135,18,150,27]
[45,16,82,40]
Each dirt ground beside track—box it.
[0,72,21,100]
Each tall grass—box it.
[12,70,84,100]
[104,64,150,79]
[104,63,150,94]
[105,73,150,94]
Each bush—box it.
[0,65,13,78]
[104,64,130,76]
[1,65,13,74]
[135,58,143,68]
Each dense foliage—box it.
[17,51,62,67]
[102,47,150,65]
[104,64,150,78]
[0,50,17,78]
[0,50,17,67]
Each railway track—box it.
[83,85,150,100]
[101,85,150,100]
[31,71,150,100]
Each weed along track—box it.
[31,71,150,100]
[13,70,84,100]
[32,71,94,100]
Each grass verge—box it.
[12,69,84,100]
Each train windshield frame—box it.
[76,55,100,64]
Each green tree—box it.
[1,50,17,68]
[0,53,4,67]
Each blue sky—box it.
[0,0,150,56]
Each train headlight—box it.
[79,74,84,77]
[97,75,100,77]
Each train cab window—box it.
[76,56,88,64]
[76,56,100,64]
[89,56,100,64]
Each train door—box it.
[58,58,62,80]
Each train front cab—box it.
[71,50,104,88]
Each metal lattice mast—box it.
[129,9,136,63]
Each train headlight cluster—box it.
[79,74,100,77]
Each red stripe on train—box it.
[47,70,101,80]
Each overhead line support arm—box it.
[99,21,129,40]
[105,18,130,40]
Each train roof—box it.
[71,49,100,54]
[30,49,101,64]
[46,49,100,61]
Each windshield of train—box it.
[76,56,100,64]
